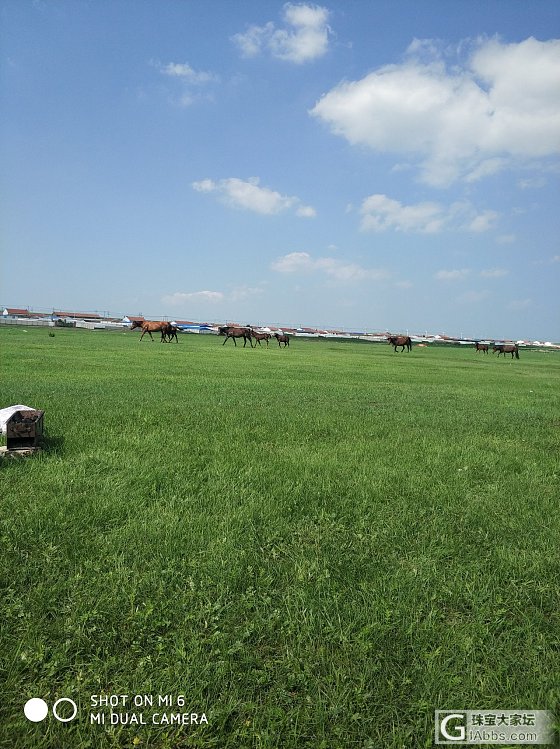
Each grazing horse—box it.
[130,319,170,342]
[493,344,520,359]
[274,333,290,347]
[218,326,253,348]
[474,341,489,354]
[251,330,271,347]
[387,335,412,353]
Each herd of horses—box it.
[130,321,520,358]
[475,341,520,358]
[217,326,289,347]
[130,320,289,347]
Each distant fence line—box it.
[0,317,54,327]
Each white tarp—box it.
[0,405,36,435]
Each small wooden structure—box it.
[5,409,45,451]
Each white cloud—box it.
[156,60,219,106]
[359,194,498,234]
[162,286,265,309]
[296,204,317,217]
[517,176,546,189]
[232,3,331,63]
[159,62,218,85]
[465,158,508,182]
[271,251,387,281]
[496,233,516,244]
[162,291,224,306]
[229,285,265,302]
[192,177,315,217]
[360,194,445,233]
[467,209,498,233]
[508,298,532,310]
[435,269,470,281]
[480,268,508,278]
[310,36,560,186]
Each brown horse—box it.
[218,326,254,347]
[493,344,520,359]
[387,335,412,352]
[274,333,290,347]
[251,330,271,347]
[130,319,170,342]
[474,341,489,354]
[164,324,179,343]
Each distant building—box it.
[3,307,32,317]
[54,311,102,321]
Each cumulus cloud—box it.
[232,3,331,63]
[310,36,560,186]
[435,269,470,281]
[159,62,218,85]
[271,251,387,281]
[360,194,445,233]
[359,194,498,234]
[467,209,499,233]
[192,177,315,217]
[480,268,508,278]
[162,286,264,308]
[162,291,225,306]
[156,60,218,106]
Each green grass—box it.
[1,327,559,749]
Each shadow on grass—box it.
[42,433,65,455]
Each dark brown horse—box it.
[493,344,520,359]
[251,330,271,347]
[274,333,290,347]
[163,324,179,343]
[387,335,412,352]
[130,319,170,342]
[474,341,489,354]
[218,326,253,347]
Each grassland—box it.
[1,326,559,749]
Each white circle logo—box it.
[24,698,49,722]
[52,698,78,722]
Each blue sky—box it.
[1,0,559,340]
